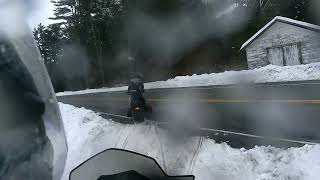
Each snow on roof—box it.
[240,16,320,50]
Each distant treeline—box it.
[33,0,318,92]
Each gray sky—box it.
[27,0,55,28]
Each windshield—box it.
[7,0,320,180]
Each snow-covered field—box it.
[57,63,320,96]
[60,103,320,180]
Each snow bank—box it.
[57,63,320,96]
[60,103,320,180]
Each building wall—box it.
[246,21,320,69]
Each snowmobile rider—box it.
[127,73,149,117]
[128,73,145,94]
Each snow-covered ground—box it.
[60,103,320,180]
[57,63,320,96]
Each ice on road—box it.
[60,103,320,180]
[57,63,320,96]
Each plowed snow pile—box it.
[57,63,320,96]
[60,103,320,180]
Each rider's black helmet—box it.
[0,20,67,180]
[131,72,144,80]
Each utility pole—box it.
[89,13,105,86]
[126,2,135,78]
[128,52,136,77]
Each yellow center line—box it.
[104,97,320,104]
[287,100,320,104]
[147,98,320,104]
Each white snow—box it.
[60,103,320,180]
[240,16,320,50]
[57,62,320,96]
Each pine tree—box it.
[49,0,125,87]
[289,0,309,21]
[33,24,49,61]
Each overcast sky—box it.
[27,0,55,28]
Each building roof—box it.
[240,16,320,50]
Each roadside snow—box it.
[60,103,320,180]
[57,63,320,96]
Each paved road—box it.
[58,80,320,147]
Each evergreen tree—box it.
[33,0,317,91]
[289,0,309,21]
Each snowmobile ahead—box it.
[127,73,152,122]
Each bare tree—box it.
[260,0,271,13]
